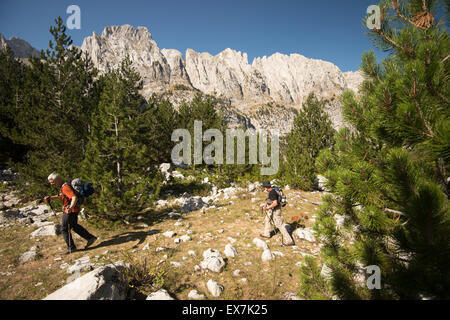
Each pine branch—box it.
[392,0,420,27]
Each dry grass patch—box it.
[0,187,325,300]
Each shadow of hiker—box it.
[286,222,303,236]
[85,229,160,251]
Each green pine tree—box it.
[0,45,29,164]
[177,93,225,172]
[281,93,335,190]
[4,17,98,198]
[140,94,179,164]
[82,57,162,221]
[299,0,449,300]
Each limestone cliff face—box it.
[79,25,365,134]
[81,25,192,97]
[343,71,365,94]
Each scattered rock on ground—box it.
[180,235,191,242]
[261,249,274,262]
[30,224,61,238]
[206,279,223,297]
[224,244,237,258]
[67,255,96,274]
[200,249,226,273]
[283,292,301,300]
[18,246,40,264]
[163,231,176,238]
[43,263,128,300]
[146,289,175,300]
[253,237,269,250]
[294,228,316,243]
[188,289,205,300]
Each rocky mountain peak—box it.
[81,25,193,96]
[0,33,40,58]
[80,24,364,134]
[101,25,153,42]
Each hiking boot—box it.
[84,237,97,249]
[65,247,77,254]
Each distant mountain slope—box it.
[0,33,40,59]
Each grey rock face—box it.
[176,196,206,213]
[0,210,24,225]
[43,264,128,300]
[343,71,365,94]
[79,25,364,134]
[315,175,330,192]
[81,25,192,98]
[161,48,192,87]
[0,167,19,182]
[320,264,333,281]
[78,25,366,135]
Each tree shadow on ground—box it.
[85,229,160,251]
[160,180,212,199]
[130,205,186,226]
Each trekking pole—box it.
[68,222,72,261]
[48,201,57,218]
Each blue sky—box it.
[0,0,397,71]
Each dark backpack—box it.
[62,178,95,206]
[272,186,287,207]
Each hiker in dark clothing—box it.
[44,173,97,254]
[260,181,294,246]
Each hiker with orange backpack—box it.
[44,173,97,254]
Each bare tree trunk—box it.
[114,116,122,192]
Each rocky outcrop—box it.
[43,263,128,300]
[81,25,193,98]
[185,48,264,103]
[0,33,6,49]
[0,33,40,58]
[160,48,192,87]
